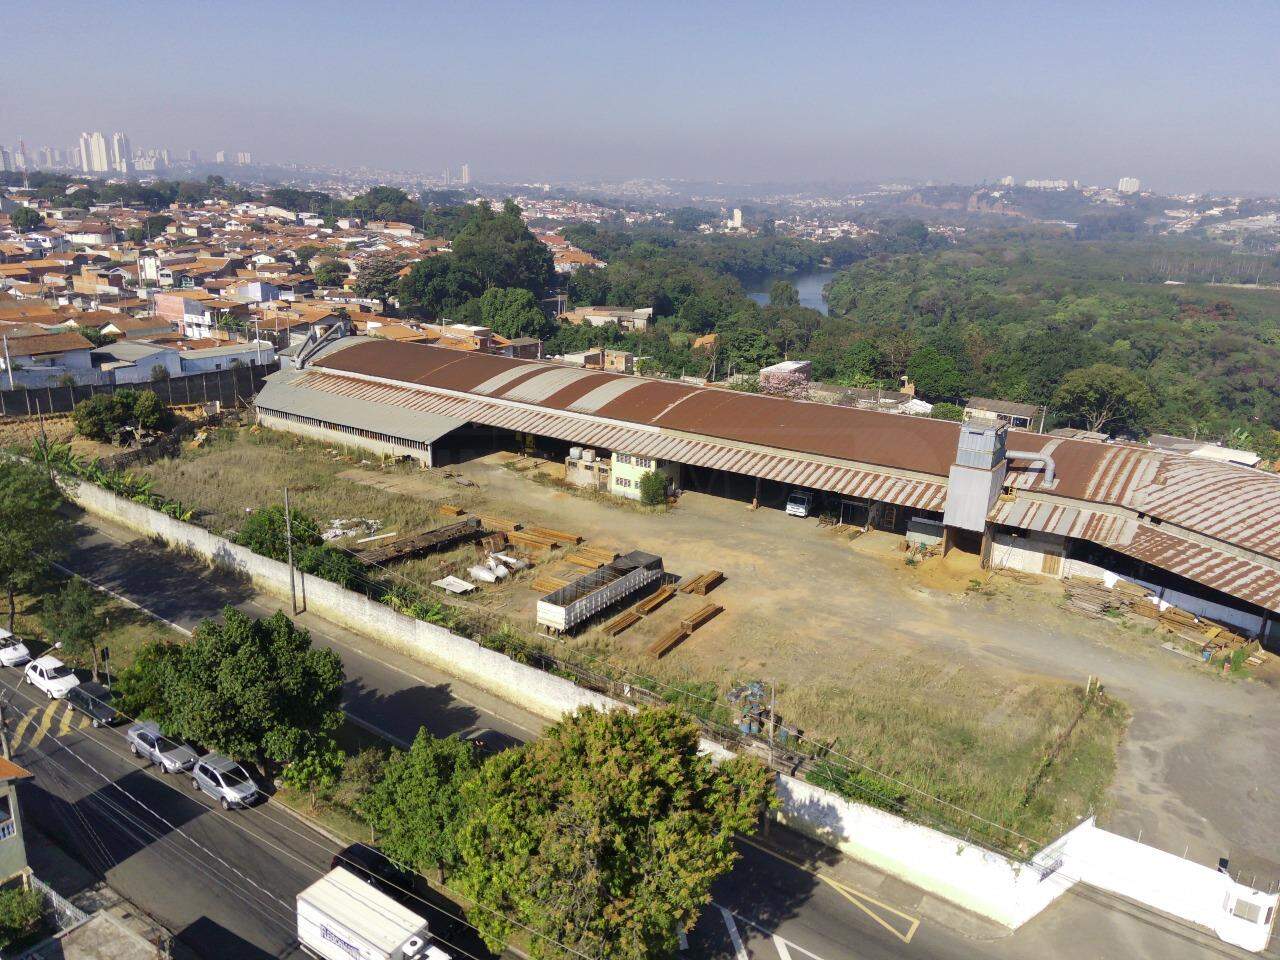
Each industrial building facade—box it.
[255,337,1280,640]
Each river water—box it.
[746,269,837,315]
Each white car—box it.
[785,490,814,518]
[0,630,30,668]
[24,655,80,699]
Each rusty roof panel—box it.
[293,371,945,511]
[1118,527,1280,613]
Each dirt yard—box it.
[138,428,1280,876]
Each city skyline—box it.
[3,0,1279,193]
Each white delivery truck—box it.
[297,866,451,960]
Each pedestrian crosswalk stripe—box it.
[11,702,92,753]
[25,701,60,751]
[10,709,34,748]
[720,907,749,960]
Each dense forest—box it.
[816,241,1280,452]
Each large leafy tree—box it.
[451,200,554,296]
[467,287,555,340]
[234,506,365,590]
[352,255,408,307]
[140,608,344,771]
[9,207,43,232]
[40,579,106,680]
[454,707,774,960]
[1053,362,1155,436]
[361,730,479,882]
[0,461,68,630]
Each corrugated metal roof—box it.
[989,498,1138,547]
[299,339,1280,577]
[290,370,947,511]
[256,371,467,445]
[1117,526,1280,613]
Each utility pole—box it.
[0,698,9,760]
[283,486,297,614]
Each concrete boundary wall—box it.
[68,479,1276,948]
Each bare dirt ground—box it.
[142,430,1280,875]
[425,453,1280,880]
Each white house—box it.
[178,340,276,373]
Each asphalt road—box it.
[47,511,1263,960]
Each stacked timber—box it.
[679,570,724,596]
[1063,580,1120,618]
[355,518,481,565]
[635,584,675,615]
[475,513,521,533]
[602,609,642,636]
[527,526,583,546]
[531,574,570,593]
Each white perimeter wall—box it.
[66,478,1277,948]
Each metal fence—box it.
[0,362,277,418]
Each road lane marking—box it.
[773,935,793,960]
[25,701,60,751]
[738,834,920,944]
[720,906,750,960]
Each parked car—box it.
[23,655,79,699]
[331,843,415,895]
[785,490,814,518]
[66,682,119,727]
[126,721,197,773]
[329,843,465,942]
[463,727,522,758]
[0,630,30,668]
[190,754,258,810]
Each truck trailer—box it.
[536,550,664,632]
[297,866,450,960]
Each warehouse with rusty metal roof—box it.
[257,335,1280,639]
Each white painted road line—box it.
[773,934,794,960]
[721,906,750,960]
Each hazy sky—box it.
[3,0,1278,193]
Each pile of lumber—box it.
[578,545,619,564]
[646,624,689,659]
[679,570,724,596]
[531,574,570,594]
[509,530,563,555]
[564,551,604,570]
[475,513,521,533]
[436,503,466,517]
[1064,576,1250,650]
[635,584,675,615]
[526,525,583,546]
[1063,580,1121,618]
[602,609,642,637]
[681,603,722,632]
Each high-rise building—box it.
[187,149,198,163]
[998,175,1015,186]
[80,131,110,172]
[1117,176,1141,194]
[0,148,11,173]
[215,150,227,164]
[234,151,252,165]
[460,162,470,185]
[13,141,28,171]
[110,132,132,173]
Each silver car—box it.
[190,754,258,810]
[126,721,198,773]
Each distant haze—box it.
[3,0,1278,194]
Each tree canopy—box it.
[454,707,773,959]
[0,461,68,630]
[1053,362,1155,436]
[125,607,344,769]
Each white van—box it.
[785,490,814,518]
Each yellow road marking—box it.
[10,707,36,749]
[739,834,921,944]
[56,705,76,738]
[25,701,60,751]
